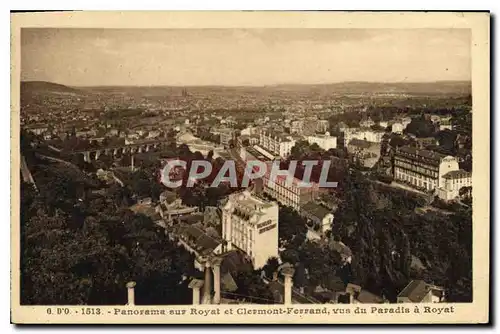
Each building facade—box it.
[307,132,337,151]
[219,128,235,147]
[316,120,330,133]
[221,191,279,269]
[259,130,296,159]
[240,145,321,212]
[264,173,321,212]
[436,169,472,201]
[343,128,384,146]
[394,146,460,191]
[290,120,304,134]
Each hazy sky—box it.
[21,28,471,86]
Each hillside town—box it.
[20,79,472,306]
[16,25,477,309]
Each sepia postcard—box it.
[11,11,490,324]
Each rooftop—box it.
[175,223,223,256]
[397,280,443,302]
[348,138,376,149]
[300,202,332,220]
[246,145,273,162]
[443,169,472,179]
[397,146,447,162]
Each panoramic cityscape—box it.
[19,28,472,307]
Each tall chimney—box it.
[282,267,295,305]
[126,281,136,306]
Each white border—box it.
[3,2,496,334]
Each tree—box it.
[404,116,436,138]
[262,257,280,278]
[278,206,307,248]
[459,186,472,199]
[20,138,196,305]
[234,270,275,304]
[331,166,472,302]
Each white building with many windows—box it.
[343,128,384,146]
[221,191,279,269]
[240,145,321,212]
[394,146,460,192]
[259,130,296,158]
[436,169,472,201]
[307,132,337,151]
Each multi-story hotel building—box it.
[264,172,321,212]
[394,146,460,191]
[221,190,279,269]
[240,145,321,212]
[259,130,296,159]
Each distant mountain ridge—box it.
[21,81,80,94]
[20,80,471,96]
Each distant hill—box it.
[85,81,471,97]
[267,81,472,96]
[22,80,471,97]
[21,81,80,94]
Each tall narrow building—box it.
[221,190,279,269]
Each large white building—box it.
[307,132,337,151]
[240,145,321,212]
[394,146,460,192]
[343,128,385,146]
[259,130,296,158]
[221,191,279,269]
[264,172,321,212]
[436,169,472,201]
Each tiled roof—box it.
[176,223,223,255]
[300,202,332,221]
[397,280,430,302]
[398,146,446,162]
[356,290,384,303]
[443,169,471,179]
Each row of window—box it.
[395,168,437,182]
[396,154,441,168]
[265,188,300,209]
[396,171,436,190]
[450,177,471,185]
[395,160,438,178]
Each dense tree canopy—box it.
[332,169,472,302]
[20,136,196,305]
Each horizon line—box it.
[21,79,472,89]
